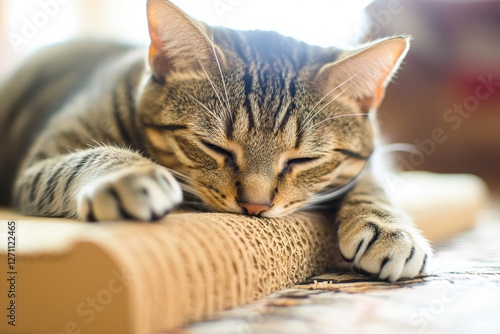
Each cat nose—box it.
[239,202,271,216]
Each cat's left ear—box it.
[146,0,223,81]
[315,36,410,111]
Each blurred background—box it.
[366,0,500,195]
[0,0,499,192]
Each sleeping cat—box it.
[0,0,430,281]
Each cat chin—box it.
[259,208,292,218]
[259,212,281,218]
[205,204,291,218]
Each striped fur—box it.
[0,0,430,281]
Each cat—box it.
[0,0,431,282]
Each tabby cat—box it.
[0,0,431,281]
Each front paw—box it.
[78,165,182,222]
[338,214,431,282]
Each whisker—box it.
[179,181,204,198]
[300,73,358,131]
[300,203,330,211]
[306,162,368,206]
[299,87,349,133]
[182,200,205,206]
[165,168,206,199]
[209,38,232,117]
[186,93,220,122]
[168,168,192,182]
[309,112,369,132]
[306,190,349,206]
[375,143,419,155]
[167,168,196,184]
[197,59,227,116]
[181,186,203,197]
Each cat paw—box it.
[338,215,431,282]
[77,165,182,222]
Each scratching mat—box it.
[0,172,488,334]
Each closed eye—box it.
[200,140,238,170]
[282,157,319,174]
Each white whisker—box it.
[182,200,204,206]
[375,143,419,155]
[165,168,205,198]
[209,39,232,117]
[197,59,226,116]
[300,203,330,211]
[304,180,359,207]
[180,185,203,197]
[167,167,187,178]
[299,87,349,133]
[309,112,369,132]
[178,180,204,198]
[186,93,220,122]
[299,72,358,131]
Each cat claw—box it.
[338,218,432,282]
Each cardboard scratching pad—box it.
[0,172,488,334]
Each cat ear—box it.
[315,36,410,111]
[146,0,221,80]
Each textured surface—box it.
[102,212,346,333]
[0,210,345,334]
[167,207,500,334]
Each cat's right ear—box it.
[315,37,410,112]
[146,0,222,82]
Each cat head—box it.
[138,0,409,217]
